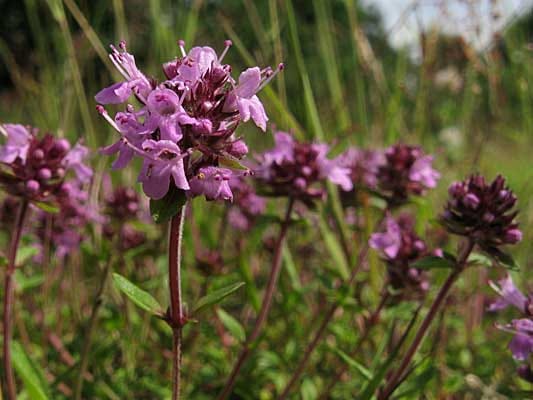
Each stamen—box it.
[0,125,7,137]
[178,87,189,107]
[97,105,122,132]
[109,53,129,80]
[218,39,233,63]
[178,39,187,58]
[257,63,284,92]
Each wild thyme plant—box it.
[95,39,282,400]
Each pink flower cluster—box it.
[96,40,282,201]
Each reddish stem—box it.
[378,239,475,399]
[169,205,187,400]
[2,200,28,400]
[278,240,371,400]
[217,197,295,400]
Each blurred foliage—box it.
[0,0,533,399]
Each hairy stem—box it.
[378,239,475,399]
[169,205,187,400]
[217,197,295,400]
[2,200,28,400]
[74,254,114,400]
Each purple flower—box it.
[138,140,189,199]
[223,66,278,131]
[314,144,353,191]
[189,167,233,201]
[370,214,431,298]
[95,41,151,104]
[489,275,533,362]
[0,124,31,163]
[369,217,402,259]
[64,143,93,183]
[508,320,533,360]
[96,40,283,202]
[376,144,440,206]
[408,155,440,188]
[339,147,385,189]
[256,131,352,204]
[145,88,184,142]
[488,275,527,312]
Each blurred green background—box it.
[1,0,533,398]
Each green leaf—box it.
[16,246,39,265]
[149,187,186,223]
[467,252,493,267]
[216,308,246,343]
[112,273,163,316]
[317,214,349,280]
[12,341,50,400]
[193,282,245,314]
[300,378,318,400]
[33,201,59,214]
[219,156,249,171]
[491,250,520,271]
[331,347,373,380]
[411,256,456,270]
[14,270,44,292]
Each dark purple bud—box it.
[482,212,495,223]
[517,364,533,383]
[54,139,71,153]
[294,177,307,191]
[26,179,40,195]
[33,149,45,160]
[505,228,522,244]
[227,140,248,158]
[463,193,480,209]
[37,168,52,180]
[301,166,313,176]
[448,182,462,196]
[127,202,139,213]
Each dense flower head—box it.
[489,275,533,381]
[227,175,266,231]
[0,124,92,202]
[95,40,282,201]
[376,144,440,206]
[339,147,385,190]
[441,175,521,254]
[255,131,352,205]
[103,185,147,251]
[369,214,430,297]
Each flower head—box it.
[339,147,385,190]
[376,144,440,206]
[370,214,430,298]
[0,124,92,202]
[96,40,283,203]
[255,131,352,205]
[441,175,521,255]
